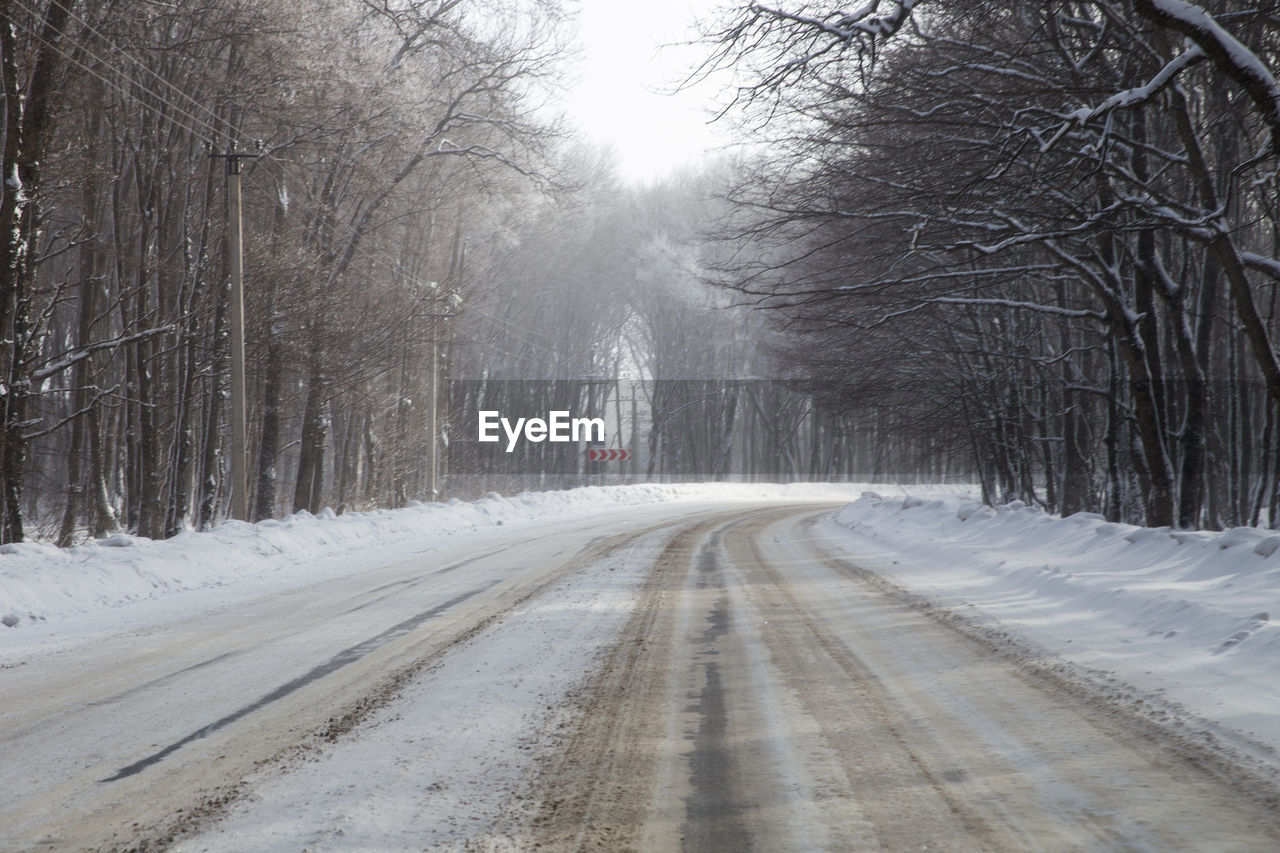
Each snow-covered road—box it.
[3,488,1279,851]
[504,507,1280,851]
[1,499,765,851]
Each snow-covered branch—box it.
[1040,46,1206,153]
[31,327,176,383]
[751,1,926,41]
[870,293,1104,328]
[1242,251,1280,282]
[1135,0,1280,153]
[924,296,1105,321]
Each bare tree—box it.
[703,0,1280,526]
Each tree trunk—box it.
[253,331,283,521]
[293,344,328,514]
[198,287,229,529]
[0,0,73,542]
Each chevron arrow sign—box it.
[588,447,631,462]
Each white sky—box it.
[564,0,730,184]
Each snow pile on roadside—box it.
[828,492,1280,754]
[0,482,868,626]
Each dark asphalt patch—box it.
[102,580,499,782]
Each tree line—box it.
[446,168,961,497]
[5,0,936,547]
[704,0,1280,528]
[16,0,1260,543]
[443,379,965,496]
[0,0,569,543]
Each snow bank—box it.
[828,492,1280,756]
[0,483,867,626]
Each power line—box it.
[6,7,230,146]
[35,0,234,138]
[11,2,579,372]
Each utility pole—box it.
[212,146,255,520]
[429,319,438,501]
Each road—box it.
[3,502,1278,851]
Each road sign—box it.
[588,447,630,462]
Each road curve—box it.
[5,502,1279,851]
[0,504,744,852]
[522,506,1280,851]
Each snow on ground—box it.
[0,483,868,630]
[822,492,1280,762]
[6,480,1279,791]
[178,528,673,852]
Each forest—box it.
[704,0,1280,529]
[0,0,1277,544]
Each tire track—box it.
[522,506,838,852]
[11,517,717,853]
[523,504,1280,851]
[683,531,751,853]
[521,514,742,851]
